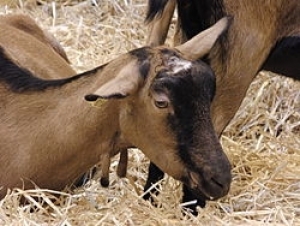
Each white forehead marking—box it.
[167,56,192,74]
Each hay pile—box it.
[0,1,299,225]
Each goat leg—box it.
[143,162,165,202]
[100,149,128,187]
[100,153,110,187]
[117,149,128,178]
[182,184,206,216]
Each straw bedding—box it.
[0,1,299,225]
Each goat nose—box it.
[210,176,231,197]
[207,148,232,198]
[204,169,231,199]
[189,168,231,199]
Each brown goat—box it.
[0,14,231,209]
[145,0,300,213]
[0,14,123,190]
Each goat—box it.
[0,14,128,188]
[144,0,300,213]
[0,14,231,210]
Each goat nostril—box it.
[211,177,224,188]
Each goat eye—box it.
[155,100,169,108]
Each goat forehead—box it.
[128,47,213,87]
[165,56,192,74]
[129,46,192,71]
[159,48,193,72]
[155,61,214,91]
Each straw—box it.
[0,1,299,225]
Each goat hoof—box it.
[142,193,160,208]
[100,177,109,187]
[180,199,205,216]
[142,192,151,201]
[182,200,206,216]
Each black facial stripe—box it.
[161,61,216,169]
[168,90,211,168]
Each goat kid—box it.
[0,15,231,210]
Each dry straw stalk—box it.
[0,0,299,225]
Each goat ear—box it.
[175,17,231,60]
[84,61,140,102]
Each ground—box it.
[0,1,299,225]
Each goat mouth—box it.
[187,171,229,201]
[181,186,220,211]
[181,185,220,211]
[191,190,210,208]
[190,187,217,202]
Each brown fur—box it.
[0,14,124,188]
[0,14,231,201]
[211,0,300,135]
[0,14,75,79]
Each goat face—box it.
[85,17,231,202]
[136,48,231,200]
[85,46,231,201]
